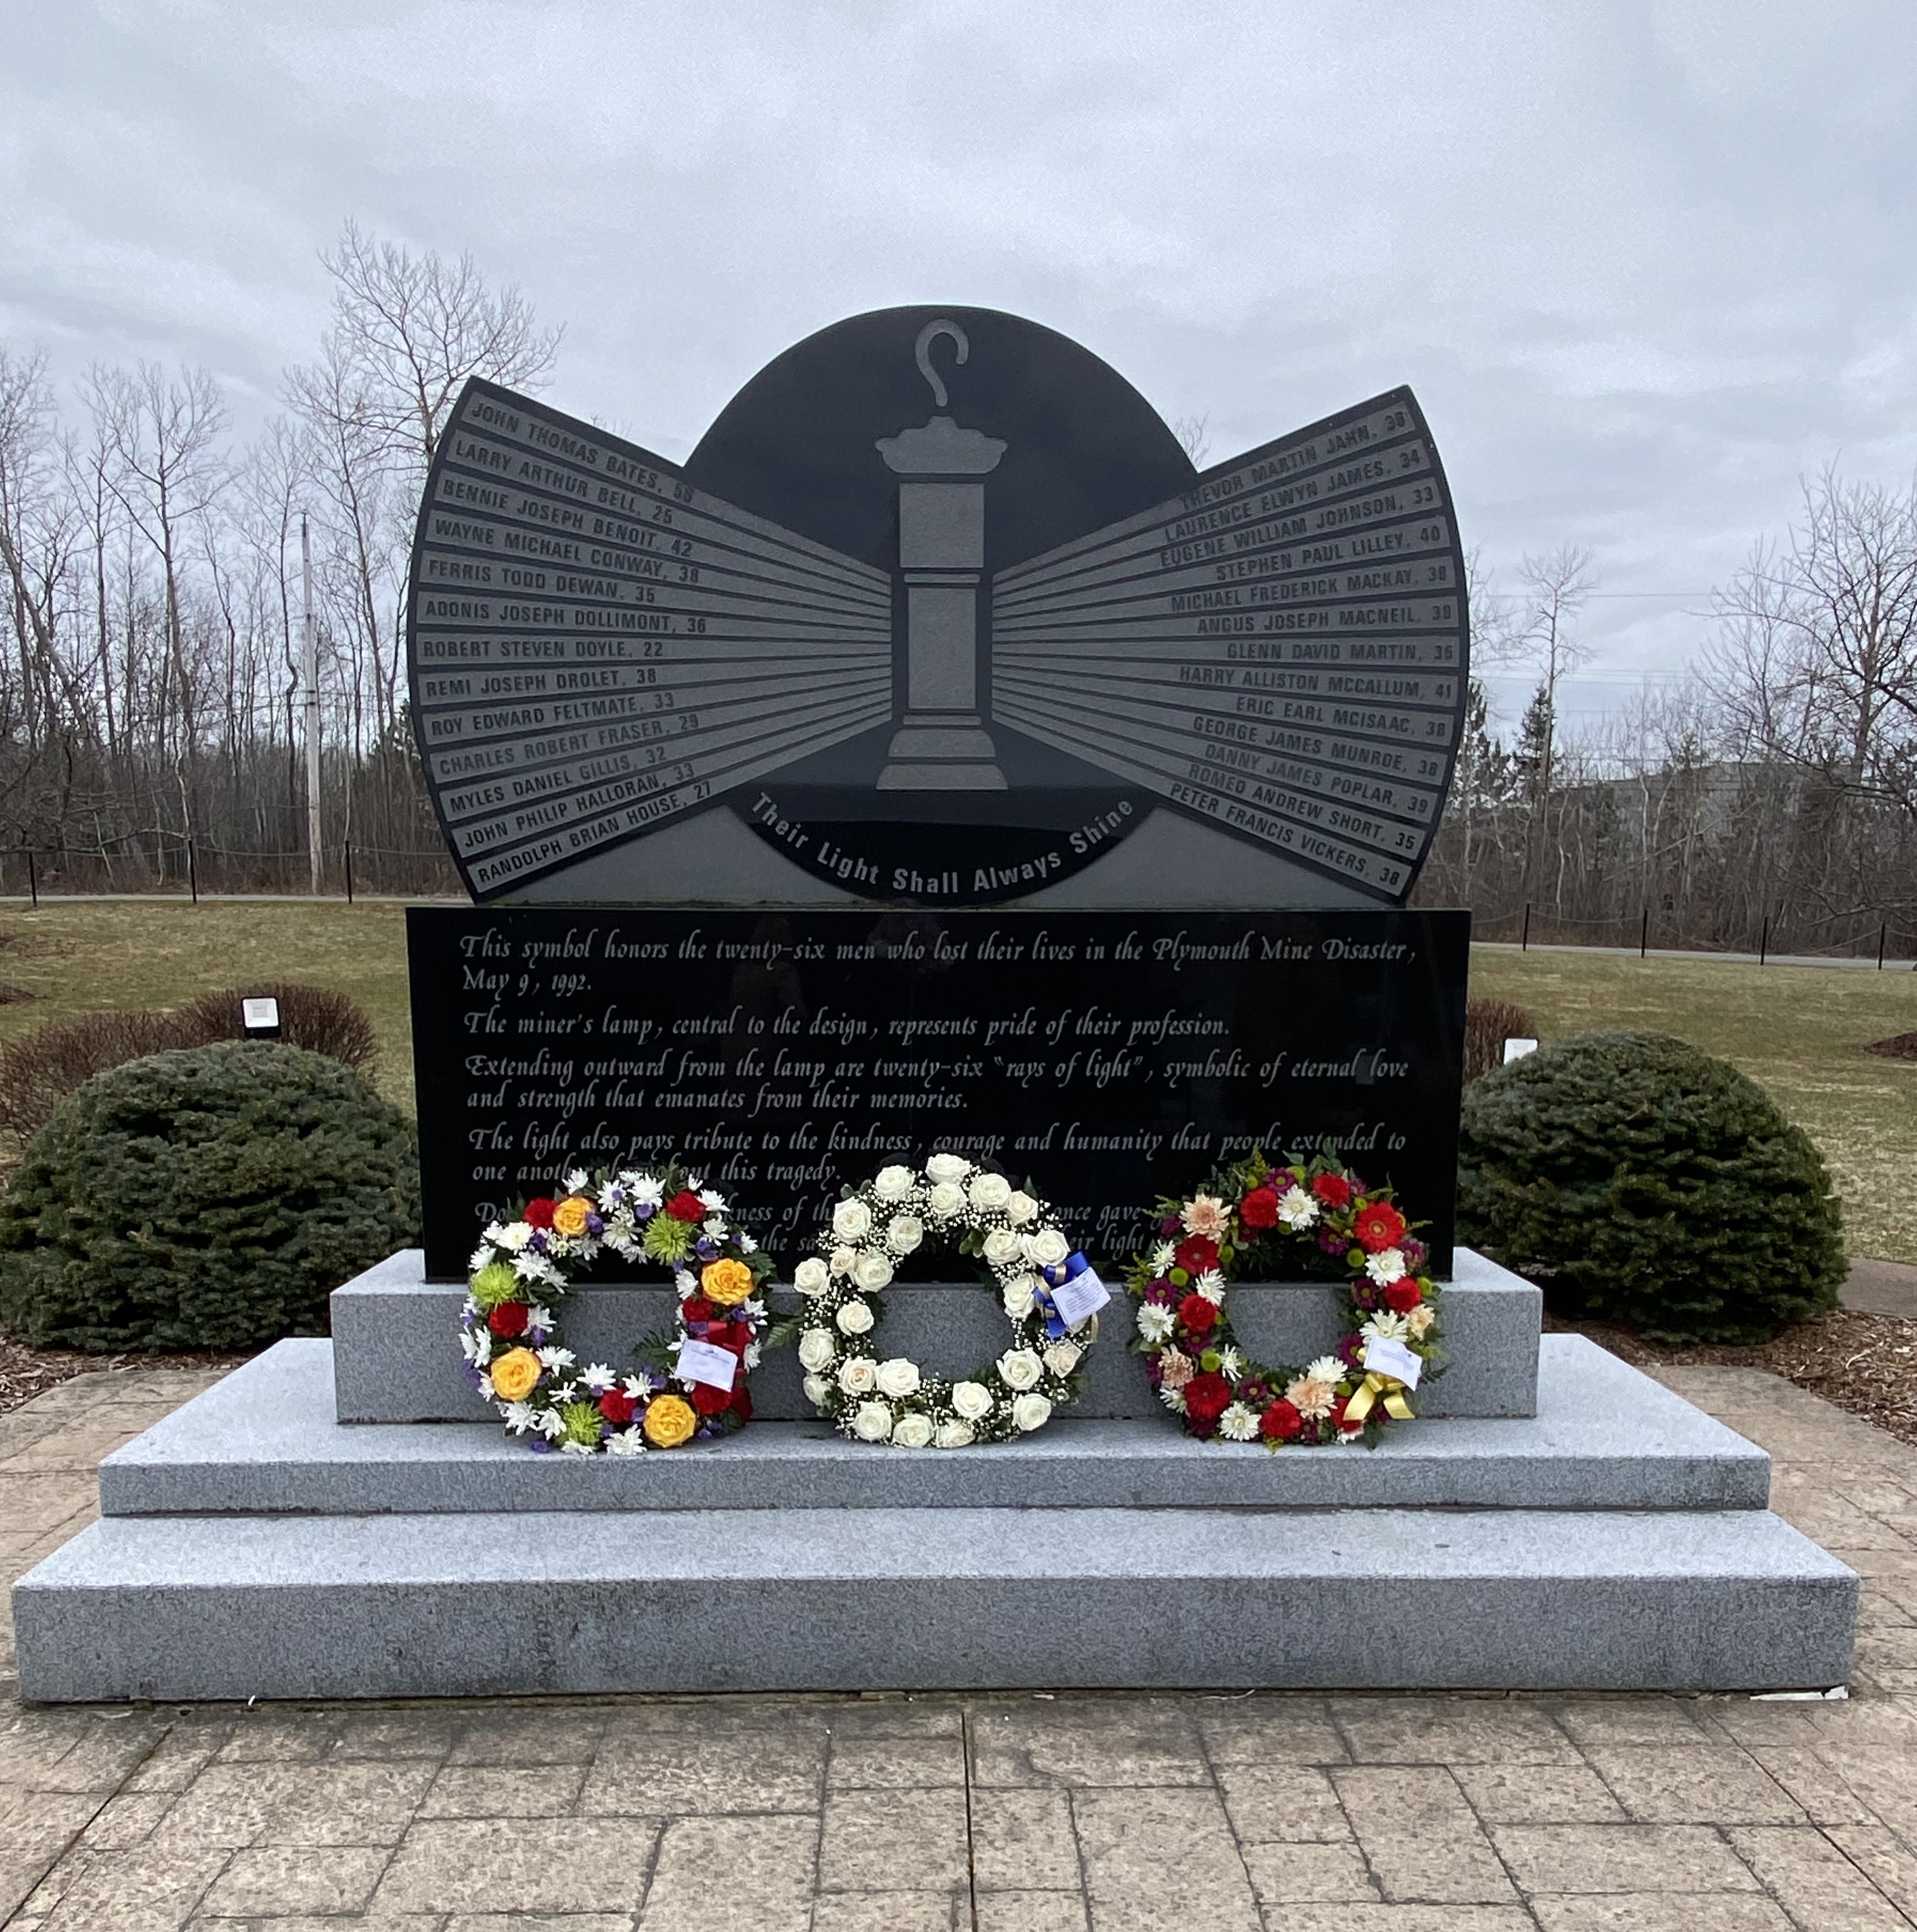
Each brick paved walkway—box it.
[0,1364,1915,1929]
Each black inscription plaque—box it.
[410,906,1469,1280]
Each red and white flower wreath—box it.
[1122,1150,1443,1447]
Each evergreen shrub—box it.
[0,1042,419,1350]
[1456,1029,1845,1343]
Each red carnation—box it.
[706,1321,747,1353]
[681,1297,715,1325]
[731,1384,754,1420]
[522,1197,558,1230]
[1183,1372,1232,1424]
[1260,1399,1304,1442]
[1311,1173,1353,1208]
[599,1387,636,1426]
[1174,1234,1219,1277]
[1330,1396,1354,1433]
[1352,1200,1407,1253]
[1238,1187,1279,1230]
[487,1301,528,1339]
[689,1381,731,1415]
[1178,1292,1218,1335]
[1384,1278,1423,1314]
[665,1189,706,1224]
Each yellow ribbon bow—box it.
[1342,1371,1414,1427]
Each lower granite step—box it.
[99,1334,1769,1517]
[16,1503,1856,1700]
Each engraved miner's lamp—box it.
[875,319,1008,791]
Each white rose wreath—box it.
[783,1152,1108,1447]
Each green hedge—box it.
[1457,1029,1845,1343]
[0,1042,419,1351]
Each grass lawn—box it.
[0,901,1911,1260]
[1473,946,1917,1264]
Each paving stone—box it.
[969,1703,1210,1789]
[1528,1894,1793,1929]
[1726,1823,1915,1931]
[1069,1786,1258,1932]
[810,1890,967,1932]
[1196,1696,1350,1766]
[30,1839,230,1931]
[1240,1839,1379,1904]
[975,1892,1090,1932]
[154,1759,435,1848]
[1824,1823,1917,1922]
[818,1787,969,1893]
[445,1708,608,1764]
[1548,1702,1717,1750]
[969,1788,1083,1892]
[419,1762,588,1816]
[443,1917,635,1932]
[1334,1766,1518,1904]
[1334,1698,1580,1766]
[583,1727,825,1815]
[1578,1746,1803,1825]
[1489,1823,1760,1895]
[1703,1744,1880,1828]
[196,1840,392,1916]
[636,1811,816,1932]
[829,1734,966,1787]
[372,1814,661,1915]
[1452,1764,1629,1825]
[1215,1765,1351,1842]
[1247,1906,1535,1931]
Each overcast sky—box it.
[4,0,1915,727]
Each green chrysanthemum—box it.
[559,1400,604,1448]
[640,1213,693,1264]
[471,1261,522,1308]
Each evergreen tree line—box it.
[1416,509,1917,960]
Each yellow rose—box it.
[490,1348,541,1403]
[700,1257,754,1307]
[552,1195,592,1238]
[642,1393,697,1449]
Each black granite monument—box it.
[406,305,1471,1273]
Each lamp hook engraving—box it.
[914,318,968,409]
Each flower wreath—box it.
[460,1164,774,1454]
[1121,1149,1442,1448]
[782,1152,1107,1448]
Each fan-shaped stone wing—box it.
[408,380,893,899]
[991,388,1469,903]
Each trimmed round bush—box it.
[1457,1029,1845,1343]
[0,1042,419,1351]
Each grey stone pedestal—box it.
[11,1249,1858,1702]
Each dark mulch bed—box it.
[0,1333,256,1418]
[1551,1307,1917,1448]
[1867,1031,1917,1061]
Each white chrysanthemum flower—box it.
[1149,1241,1177,1274]
[674,1269,699,1298]
[603,1230,640,1260]
[526,1306,554,1333]
[538,1409,568,1438]
[1277,1187,1318,1230]
[596,1180,624,1211]
[581,1363,617,1392]
[1194,1268,1227,1305]
[458,1328,487,1365]
[481,1221,509,1246]
[495,1223,532,1253]
[703,1216,729,1240]
[537,1346,576,1371]
[1135,1302,1177,1345]
[699,1187,726,1212]
[558,1437,597,1457]
[1305,1355,1345,1385]
[606,1427,646,1456]
[1218,1346,1245,1383]
[629,1175,664,1207]
[743,1342,762,1371]
[469,1244,494,1275]
[1363,1313,1411,1344]
[738,1232,758,1253]
[1158,1382,1188,1413]
[621,1374,650,1399]
[1218,1402,1259,1441]
[1365,1246,1407,1285]
[503,1401,539,1435]
[564,1167,590,1193]
[686,1173,706,1191]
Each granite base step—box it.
[15,1504,1855,1701]
[101,1335,1767,1517]
[330,1244,1544,1424]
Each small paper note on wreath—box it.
[675,1339,740,1390]
[1051,1266,1110,1326]
[1362,1335,1423,1389]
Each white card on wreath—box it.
[1051,1267,1110,1326]
[675,1339,738,1390]
[1363,1335,1423,1389]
